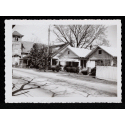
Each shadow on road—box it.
[12,77,47,96]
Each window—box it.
[68,51,70,54]
[98,49,102,54]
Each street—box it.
[12,68,117,97]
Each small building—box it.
[85,46,117,68]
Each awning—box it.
[58,58,79,62]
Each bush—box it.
[64,67,80,73]
[81,69,88,75]
[56,65,61,72]
[66,67,71,72]
[48,66,51,70]
[51,65,61,72]
[72,67,76,72]
[30,64,34,68]
[90,67,96,76]
[64,65,68,71]
[15,62,18,66]
[76,67,80,73]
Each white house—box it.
[52,45,91,69]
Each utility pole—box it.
[48,25,50,55]
[47,25,50,69]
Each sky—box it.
[12,25,117,48]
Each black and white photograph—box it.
[5,20,121,103]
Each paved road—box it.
[12,68,117,97]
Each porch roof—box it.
[58,58,79,62]
[20,55,30,60]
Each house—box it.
[51,45,91,69]
[85,46,117,82]
[19,41,34,66]
[12,31,34,66]
[51,44,117,72]
[85,45,117,68]
[49,43,70,66]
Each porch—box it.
[50,58,87,70]
[19,55,30,68]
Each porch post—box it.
[27,59,28,65]
[71,62,72,66]
[82,60,84,69]
[56,60,59,65]
[111,59,113,66]
[78,60,81,67]
[50,58,52,66]
[22,59,24,68]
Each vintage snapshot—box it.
[5,20,121,103]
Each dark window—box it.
[68,51,70,54]
[98,49,102,54]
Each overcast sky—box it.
[12,25,117,48]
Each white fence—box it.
[96,66,117,82]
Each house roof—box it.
[21,41,34,53]
[67,46,91,58]
[99,46,117,57]
[50,43,70,57]
[85,45,117,58]
[12,31,24,37]
[49,43,66,48]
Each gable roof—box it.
[99,46,117,57]
[49,43,66,48]
[21,41,34,53]
[50,43,70,57]
[12,31,24,37]
[67,46,91,58]
[85,45,117,58]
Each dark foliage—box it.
[29,43,49,70]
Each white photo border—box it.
[5,20,122,103]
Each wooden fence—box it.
[96,66,117,82]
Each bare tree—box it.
[53,25,109,49]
